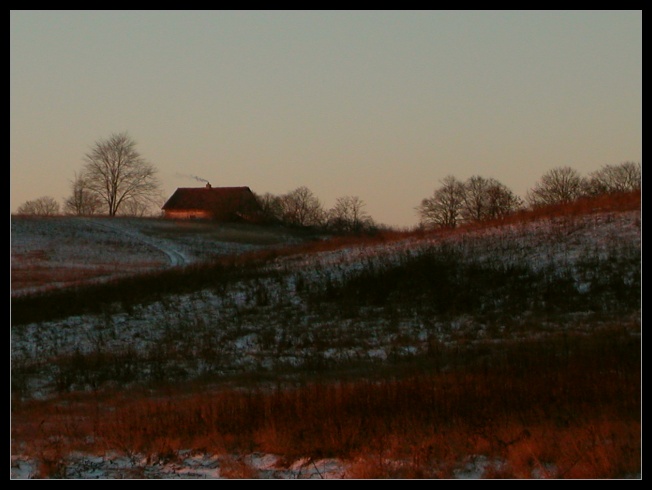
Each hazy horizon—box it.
[10,10,641,227]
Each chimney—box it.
[205,182,212,189]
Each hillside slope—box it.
[11,217,306,295]
[11,196,641,479]
[11,200,640,400]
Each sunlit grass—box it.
[12,328,640,478]
[11,191,641,478]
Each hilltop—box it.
[11,217,311,295]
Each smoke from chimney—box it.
[176,173,210,184]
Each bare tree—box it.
[254,192,285,223]
[586,161,641,195]
[461,176,521,223]
[63,172,103,215]
[484,180,523,220]
[328,195,374,233]
[526,166,586,207]
[461,176,492,222]
[82,132,160,216]
[416,175,465,228]
[279,186,325,227]
[16,196,60,216]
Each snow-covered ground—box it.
[12,450,534,479]
[11,210,641,399]
[10,209,641,479]
[10,452,349,479]
[10,216,302,294]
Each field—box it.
[11,217,308,294]
[10,193,641,479]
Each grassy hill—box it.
[11,217,311,295]
[11,192,641,478]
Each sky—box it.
[10,10,642,227]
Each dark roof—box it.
[162,186,261,220]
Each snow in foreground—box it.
[11,451,529,479]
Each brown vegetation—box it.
[11,190,641,478]
[11,327,640,478]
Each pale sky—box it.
[10,10,642,227]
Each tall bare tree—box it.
[526,166,585,207]
[461,176,493,222]
[63,172,103,215]
[254,192,285,223]
[279,186,325,227]
[16,196,60,216]
[82,132,160,216]
[484,179,523,220]
[328,195,374,233]
[416,175,465,228]
[462,176,521,222]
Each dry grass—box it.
[11,191,641,478]
[219,455,260,479]
[12,328,640,479]
[11,261,165,293]
[11,190,640,325]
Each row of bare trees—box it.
[417,176,522,229]
[14,131,639,231]
[526,163,641,207]
[15,132,375,232]
[256,187,375,233]
[16,196,60,216]
[417,162,641,229]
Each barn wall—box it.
[164,209,213,220]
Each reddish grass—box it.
[10,191,641,478]
[11,261,166,294]
[218,190,641,264]
[11,328,641,479]
[11,190,640,323]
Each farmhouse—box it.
[162,183,262,222]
